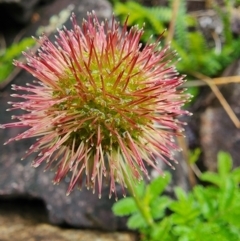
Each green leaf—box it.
[174,187,188,201]
[127,212,147,229]
[184,222,236,241]
[135,180,145,198]
[150,195,172,219]
[2,37,35,61]
[231,167,240,183]
[172,224,192,238]
[0,37,35,82]
[115,1,147,26]
[193,185,216,219]
[171,209,200,225]
[149,6,172,23]
[217,151,233,176]
[174,0,188,49]
[223,211,240,228]
[170,188,200,225]
[147,6,171,34]
[151,217,172,240]
[147,172,171,201]
[0,63,13,82]
[223,195,240,228]
[200,172,222,187]
[218,177,235,212]
[189,148,201,164]
[112,197,137,216]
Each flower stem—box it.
[125,176,155,227]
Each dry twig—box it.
[190,71,240,128]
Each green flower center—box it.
[53,49,151,151]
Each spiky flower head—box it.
[1,12,190,198]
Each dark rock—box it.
[231,8,240,35]
[0,0,53,25]
[0,198,136,241]
[200,98,240,171]
[158,151,192,193]
[200,60,240,171]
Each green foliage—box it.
[113,0,240,100]
[112,152,240,241]
[113,172,172,231]
[189,148,201,164]
[0,37,35,82]
[115,1,171,42]
[172,0,189,50]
